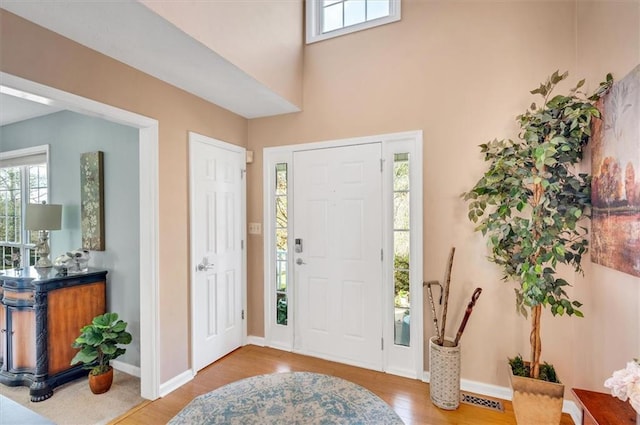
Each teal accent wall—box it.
[0,111,141,368]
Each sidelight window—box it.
[275,163,289,326]
[393,153,410,347]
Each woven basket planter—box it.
[508,364,564,425]
[429,336,460,410]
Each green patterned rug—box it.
[169,372,404,424]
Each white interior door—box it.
[190,134,245,372]
[293,143,383,370]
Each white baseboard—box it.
[246,336,265,346]
[159,370,195,397]
[111,360,141,378]
[423,371,580,423]
[564,400,582,425]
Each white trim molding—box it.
[111,360,141,378]
[159,370,195,397]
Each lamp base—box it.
[35,230,52,268]
[35,257,53,268]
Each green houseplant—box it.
[71,312,132,394]
[463,71,612,423]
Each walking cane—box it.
[424,280,442,342]
[437,247,456,346]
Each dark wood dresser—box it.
[572,388,637,425]
[0,267,107,401]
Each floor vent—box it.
[460,392,504,412]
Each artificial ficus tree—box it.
[463,71,612,380]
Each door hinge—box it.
[242,310,245,320]
[381,249,383,261]
[380,158,384,172]
[241,169,246,179]
[241,240,244,250]
[381,337,384,350]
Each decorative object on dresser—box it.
[604,358,640,423]
[81,151,105,251]
[24,202,63,268]
[71,312,132,394]
[462,70,613,424]
[0,267,107,401]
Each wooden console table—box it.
[0,267,107,401]
[572,388,637,425]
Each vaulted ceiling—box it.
[1,1,300,124]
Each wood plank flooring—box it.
[113,345,574,425]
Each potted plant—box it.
[462,71,612,424]
[71,312,132,394]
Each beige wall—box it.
[0,10,248,382]
[247,0,640,394]
[141,0,304,109]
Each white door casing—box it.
[293,143,383,371]
[263,131,423,379]
[189,133,246,372]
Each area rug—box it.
[0,369,145,425]
[168,371,404,424]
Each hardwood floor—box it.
[113,345,574,425]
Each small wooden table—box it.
[572,388,637,425]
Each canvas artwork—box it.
[81,151,105,251]
[591,65,640,277]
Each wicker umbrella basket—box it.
[429,336,460,410]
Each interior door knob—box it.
[196,257,214,271]
[296,258,306,265]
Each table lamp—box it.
[25,202,62,268]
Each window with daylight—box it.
[393,153,410,347]
[0,147,49,271]
[275,163,289,326]
[306,0,401,43]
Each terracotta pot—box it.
[508,363,564,425]
[88,367,113,394]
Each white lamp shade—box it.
[25,203,62,231]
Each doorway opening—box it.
[0,72,160,399]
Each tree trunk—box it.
[530,305,542,379]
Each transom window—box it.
[306,0,401,44]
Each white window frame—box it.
[0,145,50,269]
[263,130,423,379]
[306,0,401,44]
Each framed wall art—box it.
[81,151,105,251]
[591,65,640,277]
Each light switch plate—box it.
[248,223,262,235]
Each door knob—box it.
[196,257,214,271]
[296,258,306,265]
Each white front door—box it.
[189,133,245,372]
[293,143,383,370]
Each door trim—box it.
[188,132,247,375]
[263,130,423,378]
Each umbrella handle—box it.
[453,287,482,346]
